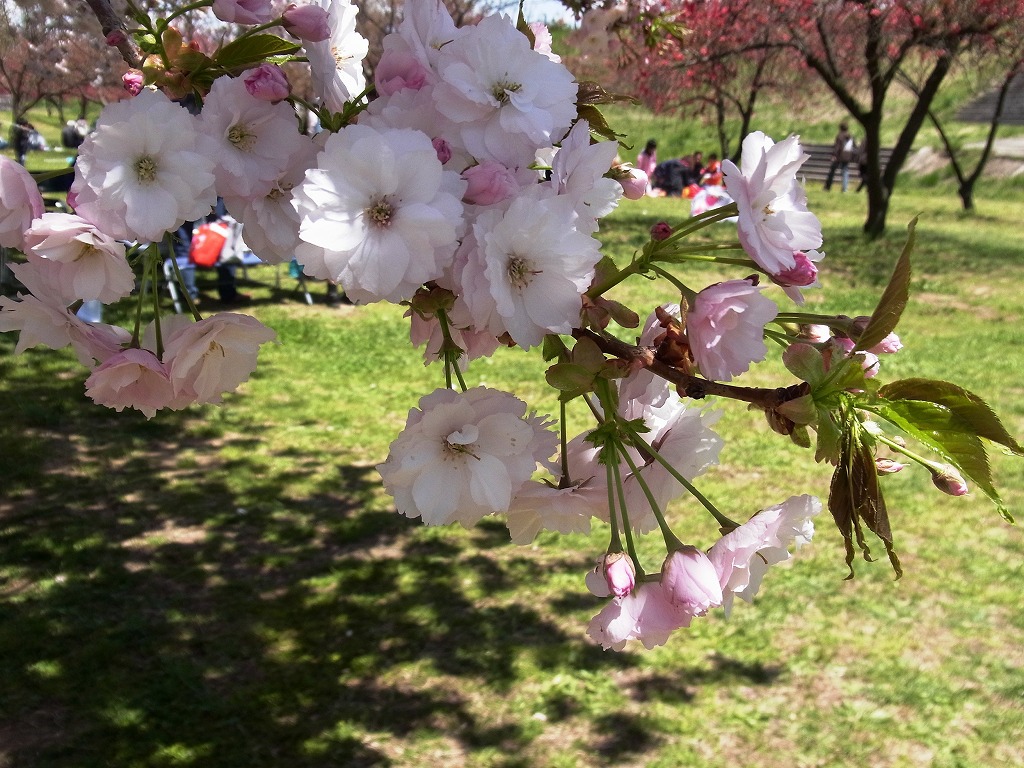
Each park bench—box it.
[799,142,895,185]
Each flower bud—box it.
[282,3,331,42]
[603,552,636,598]
[432,137,452,165]
[650,221,672,241]
[869,332,902,355]
[122,70,144,96]
[875,458,906,475]
[772,251,819,287]
[244,63,290,102]
[661,545,722,615]
[931,464,968,496]
[462,161,519,206]
[608,164,647,200]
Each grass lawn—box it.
[1,180,1023,767]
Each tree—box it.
[619,0,1024,237]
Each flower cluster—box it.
[2,0,1017,652]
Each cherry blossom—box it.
[293,124,466,302]
[687,278,779,382]
[164,313,278,404]
[199,72,307,199]
[0,156,45,250]
[84,348,180,419]
[305,0,369,113]
[377,386,557,527]
[71,89,216,242]
[23,213,134,304]
[432,13,577,167]
[723,131,823,274]
[462,193,601,349]
[708,495,820,614]
[212,0,273,25]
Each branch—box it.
[573,329,809,410]
[84,0,143,69]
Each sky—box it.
[519,0,579,25]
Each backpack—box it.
[189,221,229,267]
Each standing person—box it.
[637,139,657,195]
[10,118,32,166]
[824,122,856,192]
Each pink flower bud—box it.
[651,221,672,241]
[772,251,819,287]
[875,458,906,475]
[431,137,452,165]
[931,464,968,496]
[105,30,127,47]
[212,0,274,25]
[375,49,431,96]
[603,552,636,598]
[617,167,648,200]
[244,63,290,102]
[800,324,831,344]
[661,545,723,616]
[869,332,902,355]
[462,161,520,206]
[122,70,144,96]
[282,3,331,42]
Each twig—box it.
[573,328,809,409]
[84,0,144,69]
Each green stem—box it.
[150,253,163,358]
[164,233,202,321]
[619,419,739,532]
[585,257,646,299]
[608,444,644,579]
[558,400,571,488]
[436,308,468,392]
[604,459,623,554]
[868,421,944,472]
[618,442,682,552]
[648,263,695,302]
[164,0,212,26]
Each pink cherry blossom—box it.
[23,213,134,304]
[723,131,822,274]
[869,331,903,355]
[212,0,273,25]
[163,313,278,404]
[0,156,45,250]
[0,291,128,364]
[661,546,723,615]
[708,495,820,614]
[461,161,521,206]
[84,348,179,418]
[244,63,291,102]
[377,387,557,527]
[687,278,779,382]
[282,3,331,41]
[587,581,692,651]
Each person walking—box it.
[824,122,856,192]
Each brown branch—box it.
[84,0,143,69]
[573,328,809,410]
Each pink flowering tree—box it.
[0,0,1021,653]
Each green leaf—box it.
[874,399,1010,521]
[545,363,594,394]
[215,34,301,71]
[541,334,569,362]
[855,217,916,351]
[782,343,826,386]
[878,378,1024,455]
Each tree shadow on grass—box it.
[0,342,785,767]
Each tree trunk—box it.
[958,182,975,211]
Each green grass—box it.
[2,179,1024,765]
